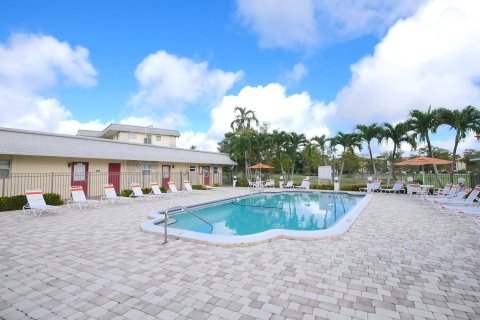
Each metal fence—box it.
[0,171,225,198]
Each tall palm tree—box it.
[271,130,288,175]
[229,106,259,178]
[311,135,328,166]
[381,122,416,179]
[355,123,382,177]
[285,132,308,178]
[408,106,442,186]
[437,105,480,182]
[230,106,259,131]
[330,132,362,182]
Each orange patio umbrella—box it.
[396,156,451,184]
[249,163,274,180]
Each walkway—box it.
[0,191,479,320]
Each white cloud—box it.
[236,0,425,49]
[120,114,188,130]
[335,0,480,123]
[130,50,243,110]
[236,0,318,49]
[209,83,334,140]
[177,131,219,152]
[283,62,308,85]
[0,33,99,133]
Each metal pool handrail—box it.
[159,205,213,243]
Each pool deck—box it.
[1,189,479,320]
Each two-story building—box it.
[0,125,236,198]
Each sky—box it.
[0,0,479,156]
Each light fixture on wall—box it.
[67,161,72,168]
[172,164,175,169]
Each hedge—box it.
[192,185,207,190]
[0,193,63,212]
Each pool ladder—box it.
[158,205,213,244]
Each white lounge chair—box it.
[264,179,275,188]
[130,183,153,201]
[23,190,61,217]
[429,188,474,207]
[167,181,182,194]
[149,182,166,197]
[381,181,405,194]
[284,180,294,189]
[360,180,382,193]
[67,186,102,209]
[101,184,130,205]
[294,179,310,190]
[406,183,426,198]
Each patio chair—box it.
[359,180,382,193]
[101,184,130,205]
[406,183,426,198]
[264,179,275,188]
[294,179,310,190]
[23,190,61,217]
[380,181,405,194]
[183,180,202,192]
[130,183,154,201]
[167,181,183,194]
[149,182,166,197]
[284,180,294,189]
[67,186,102,210]
[431,186,479,207]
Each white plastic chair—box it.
[130,183,153,201]
[23,190,61,217]
[101,184,130,205]
[294,179,310,190]
[149,182,166,197]
[284,181,294,189]
[381,181,405,194]
[68,186,101,209]
[167,181,182,195]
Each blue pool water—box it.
[165,192,363,236]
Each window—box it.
[144,134,152,144]
[156,135,162,141]
[213,166,218,174]
[142,163,151,175]
[0,160,10,178]
[189,165,196,172]
[128,133,137,140]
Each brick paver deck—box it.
[1,190,479,320]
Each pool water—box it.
[167,192,363,236]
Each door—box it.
[108,163,121,193]
[162,165,170,188]
[203,166,210,185]
[71,162,89,195]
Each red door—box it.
[108,163,121,193]
[203,166,210,185]
[162,165,170,188]
[71,162,89,195]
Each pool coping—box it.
[140,190,372,245]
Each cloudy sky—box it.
[0,0,479,155]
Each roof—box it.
[0,127,236,165]
[76,123,180,138]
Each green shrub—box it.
[310,184,334,190]
[43,193,64,206]
[142,188,152,195]
[213,183,221,187]
[0,193,63,212]
[192,184,207,190]
[120,189,133,197]
[160,187,167,193]
[236,180,249,187]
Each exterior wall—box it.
[116,131,176,147]
[0,155,224,198]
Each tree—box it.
[408,106,443,186]
[270,130,289,175]
[311,135,329,166]
[330,132,362,182]
[355,123,382,177]
[437,105,480,182]
[285,132,308,178]
[230,106,259,131]
[381,122,416,178]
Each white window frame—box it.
[213,166,218,174]
[189,165,196,172]
[0,160,11,178]
[142,163,151,175]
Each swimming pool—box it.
[141,191,371,244]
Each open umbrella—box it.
[396,156,451,184]
[249,163,274,180]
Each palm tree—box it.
[330,132,362,182]
[271,130,288,175]
[311,135,328,166]
[230,106,259,178]
[437,105,480,182]
[230,106,259,131]
[408,106,442,186]
[355,123,382,177]
[381,122,416,178]
[285,132,308,178]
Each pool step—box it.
[153,218,177,226]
